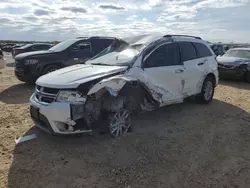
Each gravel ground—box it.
[1,52,250,188]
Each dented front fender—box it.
[87,75,138,97]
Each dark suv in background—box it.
[14,36,116,84]
[12,43,53,57]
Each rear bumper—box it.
[29,94,91,135]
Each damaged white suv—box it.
[30,34,218,137]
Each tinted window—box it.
[71,42,91,52]
[91,39,114,53]
[165,43,181,66]
[193,43,212,57]
[144,43,181,68]
[32,45,47,50]
[42,45,51,50]
[179,42,197,61]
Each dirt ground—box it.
[1,52,250,188]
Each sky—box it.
[0,0,250,43]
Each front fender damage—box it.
[67,75,159,132]
[87,75,138,97]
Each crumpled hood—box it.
[15,50,55,60]
[216,56,250,65]
[36,64,128,88]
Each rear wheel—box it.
[42,65,60,75]
[195,76,214,104]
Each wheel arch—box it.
[206,73,216,87]
[197,72,217,94]
[87,75,159,112]
[39,62,64,74]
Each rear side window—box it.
[179,42,197,61]
[193,43,212,58]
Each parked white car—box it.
[30,34,219,137]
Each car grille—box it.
[15,60,25,70]
[35,85,60,104]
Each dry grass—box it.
[1,54,250,188]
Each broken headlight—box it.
[56,90,86,103]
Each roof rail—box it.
[164,35,202,40]
[77,36,115,40]
[89,36,115,39]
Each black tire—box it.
[244,71,250,83]
[195,76,214,104]
[42,65,60,75]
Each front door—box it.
[142,42,185,105]
[69,42,94,65]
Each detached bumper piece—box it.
[30,102,92,135]
[30,105,54,134]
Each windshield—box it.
[48,39,77,52]
[19,44,32,49]
[86,43,145,66]
[224,49,250,59]
[85,34,162,66]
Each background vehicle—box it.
[14,37,116,84]
[11,43,26,57]
[0,48,5,69]
[30,34,218,137]
[2,43,15,52]
[12,43,52,57]
[217,48,250,82]
[210,44,226,56]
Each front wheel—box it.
[42,65,60,75]
[195,77,214,104]
[108,109,132,137]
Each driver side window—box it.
[71,42,92,52]
[143,43,181,68]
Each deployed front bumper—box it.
[29,94,91,135]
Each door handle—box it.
[175,69,184,73]
[198,59,208,66]
[74,58,79,61]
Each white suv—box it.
[30,34,218,137]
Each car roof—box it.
[229,47,250,51]
[122,34,207,47]
[31,43,52,45]
[122,34,163,45]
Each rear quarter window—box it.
[193,43,212,58]
[179,42,197,62]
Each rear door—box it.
[179,42,206,95]
[142,42,185,105]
